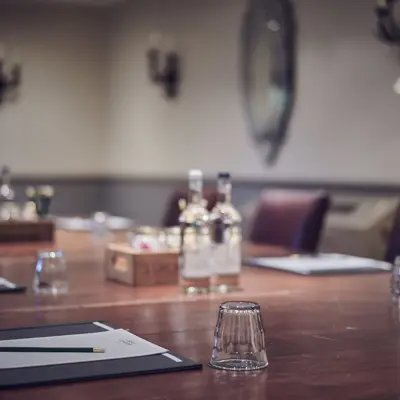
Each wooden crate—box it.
[105,242,179,286]
[0,219,54,243]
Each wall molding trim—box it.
[7,174,400,223]
[105,176,400,195]
[11,174,400,196]
[12,175,107,184]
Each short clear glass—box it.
[164,226,181,249]
[391,256,400,302]
[130,226,165,251]
[33,250,68,294]
[91,211,110,239]
[0,202,20,220]
[209,301,268,371]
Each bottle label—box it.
[211,218,225,244]
[212,242,241,275]
[229,243,242,273]
[181,248,211,278]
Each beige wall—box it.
[0,5,109,176]
[2,0,400,183]
[107,0,256,178]
[107,0,400,183]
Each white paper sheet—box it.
[0,278,16,289]
[0,329,167,370]
[247,253,392,275]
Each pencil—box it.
[0,347,105,353]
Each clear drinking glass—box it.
[33,250,68,294]
[0,202,20,220]
[391,257,400,302]
[130,226,164,251]
[91,211,110,238]
[164,226,181,249]
[209,301,268,371]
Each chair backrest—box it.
[162,188,218,227]
[248,189,331,253]
[385,203,400,264]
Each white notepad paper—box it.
[0,329,167,370]
[247,253,392,275]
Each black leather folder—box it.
[0,321,202,389]
[0,277,26,293]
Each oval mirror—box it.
[394,0,400,23]
[375,0,400,43]
[241,0,296,165]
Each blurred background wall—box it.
[0,5,109,176]
[107,0,400,182]
[1,0,400,222]
[0,4,109,214]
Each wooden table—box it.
[0,234,397,400]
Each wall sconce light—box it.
[147,33,181,99]
[0,43,22,104]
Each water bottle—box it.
[391,256,400,301]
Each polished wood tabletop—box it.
[0,231,398,400]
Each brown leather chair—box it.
[248,189,331,253]
[162,188,218,227]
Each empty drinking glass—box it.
[209,301,268,371]
[392,256,400,302]
[33,250,68,294]
[91,212,110,239]
[130,226,164,250]
[164,226,181,249]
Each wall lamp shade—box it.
[147,46,181,99]
[0,62,22,104]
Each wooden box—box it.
[105,242,179,286]
[0,219,54,243]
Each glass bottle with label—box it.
[0,165,16,220]
[0,165,14,202]
[179,170,211,294]
[210,172,242,292]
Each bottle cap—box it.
[26,186,36,198]
[178,198,187,211]
[38,185,55,197]
[188,169,203,178]
[218,172,231,179]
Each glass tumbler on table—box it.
[33,250,68,294]
[130,226,164,251]
[164,226,181,250]
[209,301,268,371]
[391,256,400,302]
